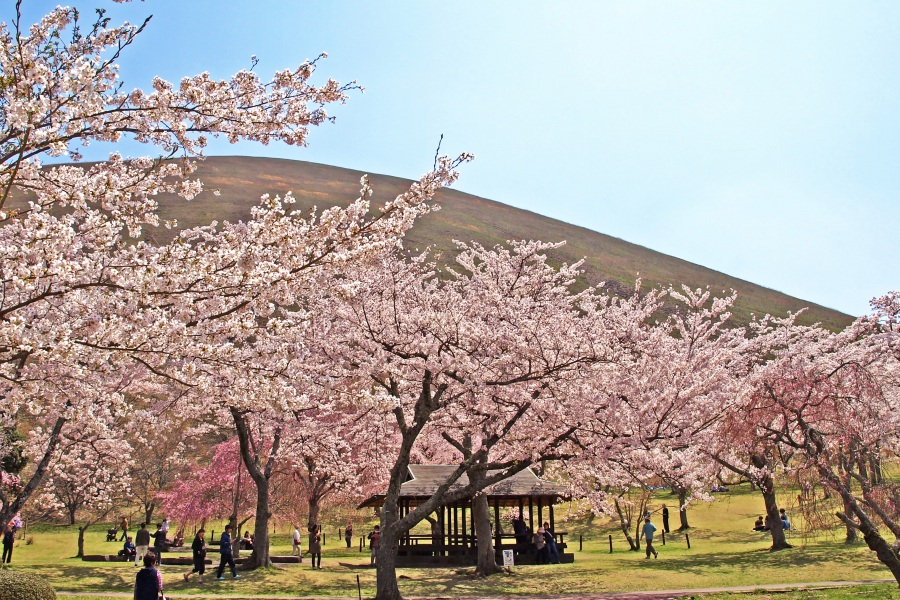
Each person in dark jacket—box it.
[152,523,167,568]
[216,524,240,580]
[542,521,560,564]
[2,523,14,564]
[184,528,207,583]
[133,552,163,600]
[120,536,136,562]
[308,532,322,570]
[134,523,151,567]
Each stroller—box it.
[106,528,118,542]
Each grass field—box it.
[4,484,896,598]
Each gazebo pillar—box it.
[494,499,502,550]
[528,497,534,534]
[549,503,556,532]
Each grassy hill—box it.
[148,156,851,330]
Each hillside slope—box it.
[149,156,851,329]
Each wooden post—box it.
[685,533,691,549]
[537,498,544,530]
[528,497,534,535]
[549,504,556,533]
[608,534,613,553]
[359,536,363,552]
[661,530,666,546]
[579,534,583,552]
[461,503,468,549]
[494,499,502,550]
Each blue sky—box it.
[15,1,900,316]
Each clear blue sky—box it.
[16,1,900,317]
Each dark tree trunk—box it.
[68,506,77,526]
[308,496,321,546]
[676,488,690,530]
[749,453,791,551]
[472,491,501,576]
[375,511,403,600]
[0,417,66,528]
[77,524,88,558]
[144,503,155,527]
[231,409,281,570]
[613,499,637,551]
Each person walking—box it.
[291,525,303,561]
[662,505,670,534]
[642,516,658,559]
[368,525,380,566]
[184,528,207,583]
[119,516,129,542]
[309,532,322,570]
[133,552,163,600]
[345,521,353,549]
[153,523,167,568]
[216,524,240,580]
[2,523,14,565]
[134,523,151,567]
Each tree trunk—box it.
[613,499,637,551]
[246,480,271,568]
[144,503,155,527]
[749,453,790,551]
[677,488,690,530]
[375,511,403,600]
[843,496,858,544]
[308,495,321,546]
[0,416,66,528]
[472,492,501,576]
[68,506,77,526]
[77,524,88,558]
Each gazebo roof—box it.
[359,464,567,508]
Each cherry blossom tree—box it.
[0,0,359,527]
[736,299,900,582]
[315,239,647,598]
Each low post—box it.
[608,534,613,553]
[579,534,583,552]
[359,537,363,552]
[685,533,691,549]
[661,530,665,546]
[357,574,362,600]
[322,532,326,545]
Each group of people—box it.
[510,516,562,564]
[752,508,791,532]
[119,520,171,566]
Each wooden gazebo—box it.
[359,465,573,566]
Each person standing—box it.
[533,527,548,564]
[216,524,240,580]
[184,528,207,583]
[2,523,14,565]
[368,525,380,566]
[292,525,303,561]
[345,521,353,549]
[160,517,170,537]
[134,523,151,567]
[152,523,167,568]
[542,521,560,564]
[309,532,322,570]
[133,552,163,600]
[642,516,658,559]
[662,505,670,534]
[119,516,129,542]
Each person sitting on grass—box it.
[753,516,766,531]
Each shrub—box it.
[25,536,34,545]
[0,570,56,600]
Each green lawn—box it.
[6,485,896,598]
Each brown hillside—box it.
[145,156,850,330]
